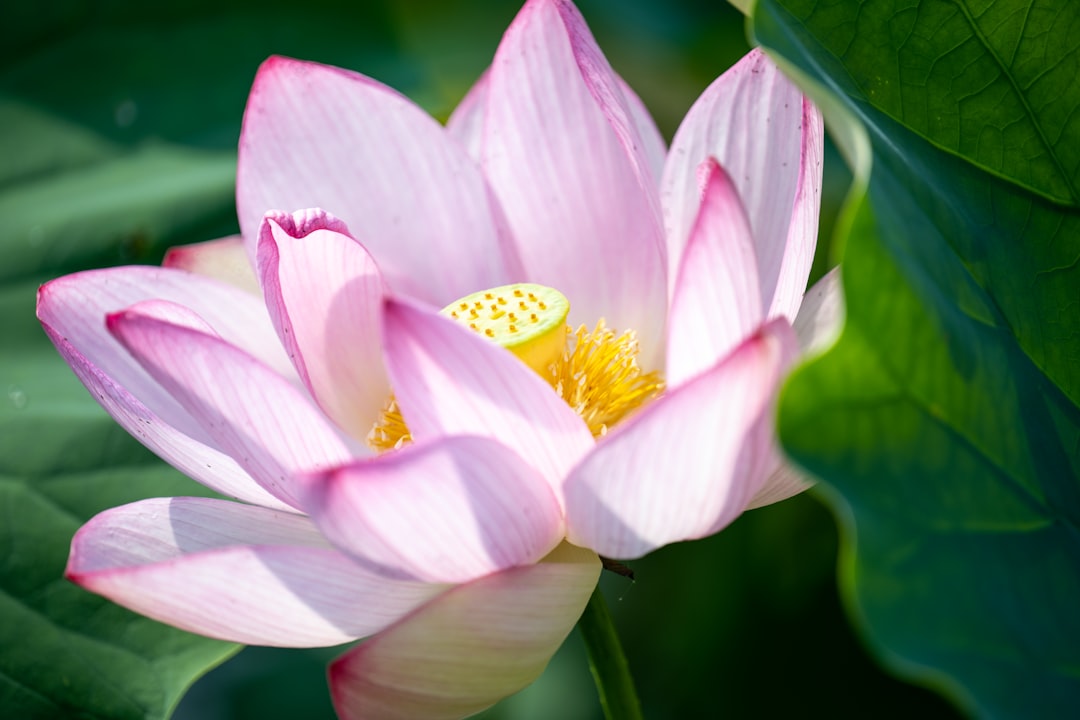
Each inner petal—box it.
[368,283,664,451]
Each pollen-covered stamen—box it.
[367,283,664,452]
[367,397,412,451]
[549,320,665,438]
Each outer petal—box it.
[108,302,354,510]
[445,68,489,162]
[448,65,666,182]
[303,435,564,584]
[36,267,295,510]
[745,268,844,509]
[381,298,594,507]
[564,319,797,559]
[666,159,763,387]
[163,235,260,295]
[662,48,824,321]
[791,266,844,354]
[330,542,600,720]
[482,0,667,366]
[257,209,389,442]
[618,74,668,185]
[68,497,446,647]
[745,459,812,511]
[237,55,522,305]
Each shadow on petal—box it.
[330,543,600,720]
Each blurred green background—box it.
[3,0,962,717]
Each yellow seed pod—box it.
[441,283,570,374]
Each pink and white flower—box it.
[37,0,841,717]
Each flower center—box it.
[443,283,570,374]
[367,283,664,452]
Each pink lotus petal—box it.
[662,49,824,320]
[564,319,798,559]
[36,267,298,509]
[163,235,260,295]
[482,0,667,365]
[792,266,844,354]
[237,56,522,305]
[667,159,763,386]
[39,331,290,510]
[108,303,354,510]
[448,66,665,183]
[257,209,389,442]
[330,542,600,720]
[304,435,564,584]
[381,298,594,507]
[746,454,813,510]
[445,68,490,162]
[68,497,446,647]
[618,75,667,186]
[38,266,295,398]
[745,268,844,509]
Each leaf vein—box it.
[953,0,1079,203]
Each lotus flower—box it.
[37,0,841,717]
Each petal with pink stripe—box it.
[68,497,446,647]
[381,297,594,506]
[481,0,667,365]
[662,48,823,320]
[257,209,389,442]
[108,302,354,510]
[237,56,521,305]
[304,435,564,584]
[330,542,600,720]
[564,319,797,559]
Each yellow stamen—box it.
[547,320,664,438]
[366,398,413,450]
[366,284,664,451]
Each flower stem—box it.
[578,585,643,720]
